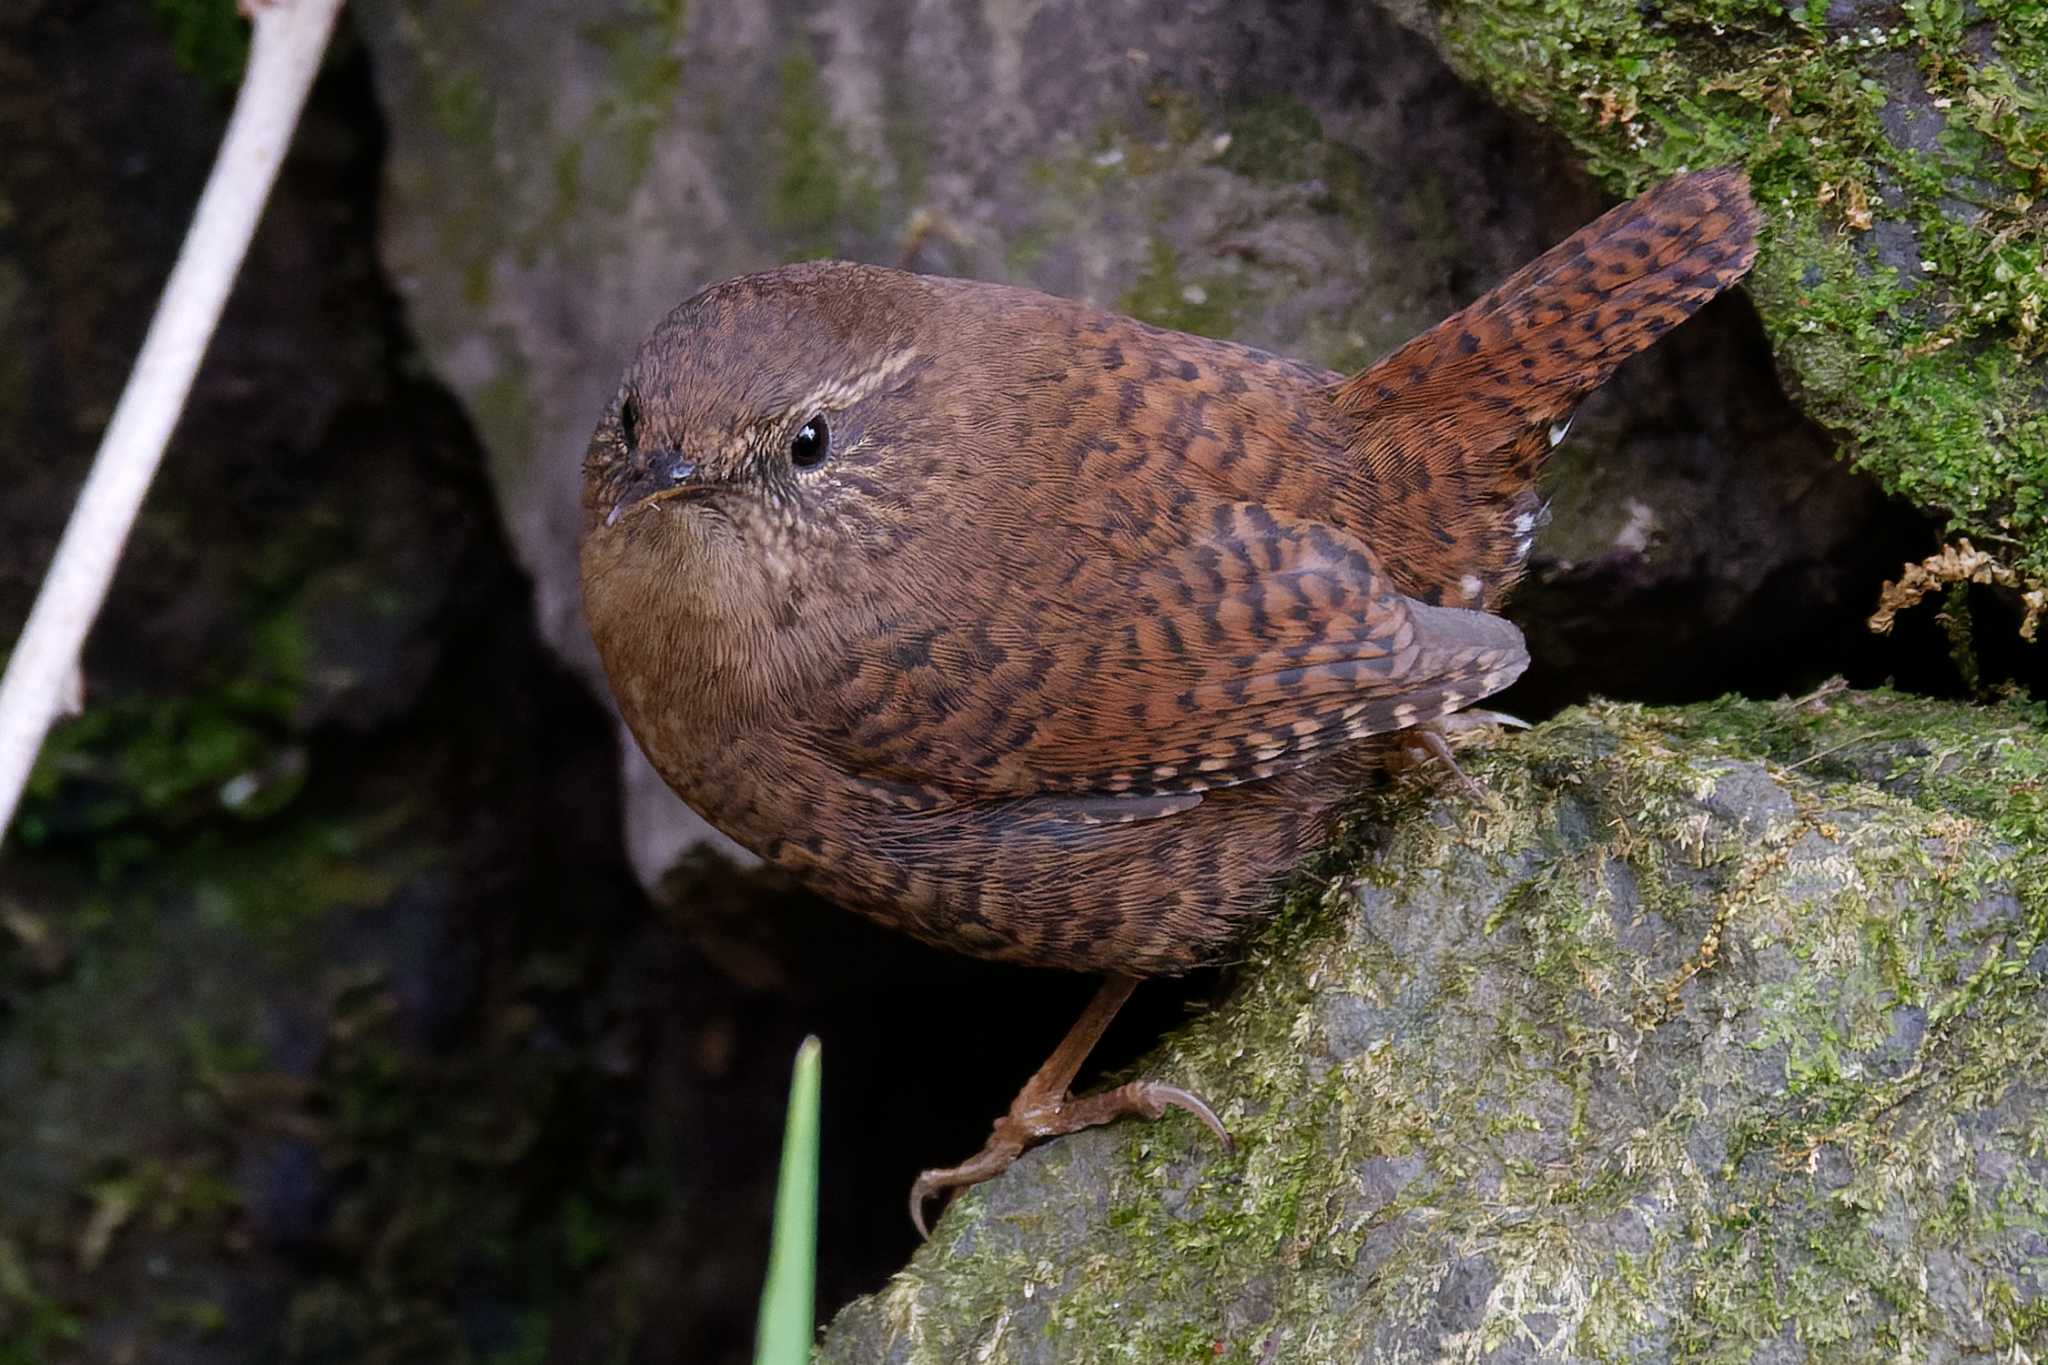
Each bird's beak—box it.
[605,449,712,527]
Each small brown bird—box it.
[580,169,1760,1233]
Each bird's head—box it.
[577,261,948,716]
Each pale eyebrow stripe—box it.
[717,347,923,465]
[779,346,921,422]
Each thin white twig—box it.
[0,0,345,843]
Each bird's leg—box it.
[1393,709,1530,800]
[909,975,1231,1237]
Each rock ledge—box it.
[824,691,2048,1363]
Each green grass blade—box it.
[754,1035,822,1365]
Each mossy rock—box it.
[820,691,2048,1362]
[1375,0,2048,589]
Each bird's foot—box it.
[910,1078,1229,1238]
[1394,709,1529,802]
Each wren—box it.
[579,168,1761,1232]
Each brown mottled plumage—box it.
[579,168,1761,1228]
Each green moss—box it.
[1382,0,2048,586]
[399,0,693,306]
[1219,97,1329,184]
[1117,236,1259,339]
[146,0,249,93]
[19,698,288,856]
[576,1,688,220]
[155,1297,229,1337]
[484,1311,556,1365]
[13,578,316,859]
[880,101,932,211]
[0,1231,84,1364]
[427,65,496,149]
[186,807,416,941]
[470,366,542,488]
[766,47,881,258]
[1011,88,1462,375]
[1101,91,1405,359]
[999,222,1055,278]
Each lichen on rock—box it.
[821,691,2048,1362]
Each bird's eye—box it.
[790,415,830,469]
[618,394,640,450]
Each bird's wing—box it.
[806,500,1527,804]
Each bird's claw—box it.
[1132,1082,1234,1152]
[908,1077,1232,1239]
